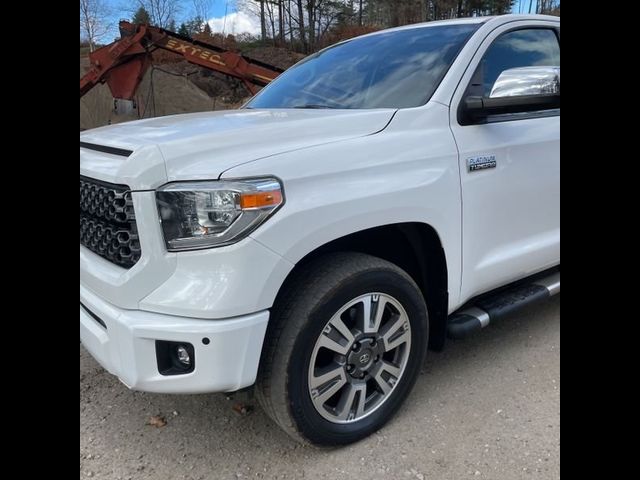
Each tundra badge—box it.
[467,155,497,172]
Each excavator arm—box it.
[80,21,284,100]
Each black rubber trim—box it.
[81,303,107,330]
[80,142,133,157]
[475,284,549,322]
[462,94,560,124]
[447,314,482,339]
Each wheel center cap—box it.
[351,348,374,371]
[347,341,378,377]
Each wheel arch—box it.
[271,222,449,351]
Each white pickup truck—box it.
[80,14,559,445]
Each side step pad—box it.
[447,271,559,339]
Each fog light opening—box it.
[156,341,195,376]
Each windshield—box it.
[246,23,479,110]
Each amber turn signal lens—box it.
[240,190,283,209]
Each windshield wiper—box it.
[292,104,340,109]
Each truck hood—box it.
[80,108,397,189]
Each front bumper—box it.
[80,285,269,394]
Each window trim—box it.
[455,25,561,127]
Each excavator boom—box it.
[80,22,284,100]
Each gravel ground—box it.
[80,296,559,480]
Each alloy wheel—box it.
[307,293,412,424]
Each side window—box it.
[474,29,560,97]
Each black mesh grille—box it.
[80,176,141,269]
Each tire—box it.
[255,252,429,445]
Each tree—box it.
[134,0,182,28]
[178,22,191,36]
[175,16,207,37]
[260,1,268,42]
[537,0,560,14]
[278,0,285,44]
[132,6,151,24]
[235,0,520,55]
[184,15,206,35]
[80,0,111,52]
[193,0,213,21]
[297,0,307,50]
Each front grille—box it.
[80,176,141,268]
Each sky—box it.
[101,1,256,41]
[104,0,235,22]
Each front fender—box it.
[225,104,463,311]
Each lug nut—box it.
[347,364,355,372]
[375,355,380,363]
[352,342,360,351]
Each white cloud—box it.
[207,11,261,37]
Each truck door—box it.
[449,21,560,302]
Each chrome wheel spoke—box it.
[372,361,401,395]
[380,314,410,352]
[373,371,392,395]
[309,364,345,390]
[361,294,386,335]
[329,315,355,344]
[317,315,354,355]
[334,383,367,421]
[375,360,402,379]
[317,335,349,356]
[310,371,347,407]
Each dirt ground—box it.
[80,296,560,480]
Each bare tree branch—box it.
[80,0,111,52]
[193,0,213,20]
[131,0,183,28]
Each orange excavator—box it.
[80,21,284,100]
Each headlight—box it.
[156,177,284,251]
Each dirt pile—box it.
[153,61,250,104]
[80,58,114,131]
[80,57,243,131]
[80,46,304,131]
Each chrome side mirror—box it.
[490,66,560,98]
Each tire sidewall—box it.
[286,267,428,445]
